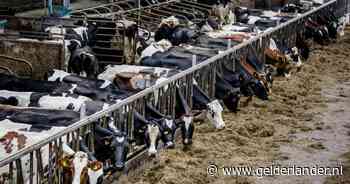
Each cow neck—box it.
[240,57,269,91]
[240,56,258,78]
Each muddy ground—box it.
[121,27,350,184]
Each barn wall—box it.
[0,39,64,79]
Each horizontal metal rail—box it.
[0,54,34,78]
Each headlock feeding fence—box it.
[0,0,348,183]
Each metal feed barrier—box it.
[0,15,132,76]
[0,0,348,183]
[71,0,214,31]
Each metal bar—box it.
[0,66,15,76]
[0,55,34,78]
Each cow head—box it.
[59,151,89,184]
[288,47,303,68]
[95,124,129,171]
[72,152,89,184]
[145,122,161,156]
[253,80,269,100]
[159,118,177,149]
[110,132,129,170]
[87,161,104,184]
[180,115,194,146]
[206,100,225,129]
[59,151,103,184]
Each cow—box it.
[296,32,310,60]
[139,43,241,112]
[192,82,225,129]
[99,65,196,147]
[303,9,343,46]
[175,87,194,146]
[265,38,302,77]
[0,90,112,116]
[133,110,161,156]
[238,56,270,101]
[216,72,241,112]
[0,73,129,102]
[44,21,99,78]
[145,103,177,149]
[59,143,104,184]
[90,125,129,171]
[98,65,226,129]
[0,105,80,130]
[0,105,82,183]
[68,46,99,78]
[304,17,331,45]
[47,69,131,99]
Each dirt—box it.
[121,27,350,184]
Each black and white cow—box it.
[145,103,177,149]
[0,105,80,130]
[45,21,99,78]
[192,83,225,129]
[68,46,99,78]
[47,69,131,99]
[139,43,239,112]
[133,110,161,156]
[98,65,226,129]
[175,87,194,146]
[0,73,129,103]
[91,125,129,171]
[0,90,112,116]
[0,106,92,184]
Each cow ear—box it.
[67,42,77,52]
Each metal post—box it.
[192,55,197,66]
[227,39,232,50]
[80,103,86,119]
